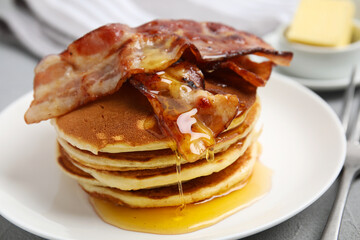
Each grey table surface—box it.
[0,32,359,240]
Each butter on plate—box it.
[286,0,355,47]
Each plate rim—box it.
[0,74,346,240]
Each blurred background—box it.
[0,0,360,240]
[1,0,359,59]
[1,0,301,58]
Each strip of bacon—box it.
[130,62,239,162]
[137,20,293,64]
[25,20,292,124]
[213,56,274,87]
[25,32,191,123]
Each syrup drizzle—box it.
[134,62,239,218]
[205,146,215,162]
[130,61,239,162]
[174,149,186,211]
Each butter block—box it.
[286,0,355,47]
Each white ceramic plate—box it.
[0,73,346,240]
[271,71,360,91]
[264,32,360,91]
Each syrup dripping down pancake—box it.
[58,141,260,208]
[58,129,256,191]
[53,81,257,155]
[56,99,260,171]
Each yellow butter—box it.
[286,0,355,47]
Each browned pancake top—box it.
[55,81,256,150]
[55,82,164,149]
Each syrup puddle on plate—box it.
[89,161,272,234]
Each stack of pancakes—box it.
[54,81,261,208]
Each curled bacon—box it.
[137,20,293,64]
[130,62,239,162]
[216,56,274,87]
[25,32,191,123]
[25,19,292,124]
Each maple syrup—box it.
[174,149,186,210]
[90,161,272,234]
[131,61,239,163]
[205,146,215,162]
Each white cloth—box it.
[0,0,299,57]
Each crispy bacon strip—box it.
[137,20,293,64]
[25,20,292,124]
[130,62,239,162]
[214,56,274,87]
[25,31,192,123]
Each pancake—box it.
[57,99,260,171]
[53,81,256,154]
[76,142,260,208]
[58,129,257,191]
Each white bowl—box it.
[276,20,360,79]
